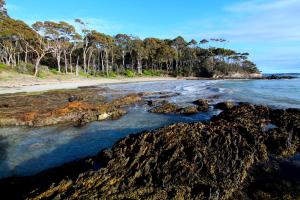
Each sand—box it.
[0,77,178,94]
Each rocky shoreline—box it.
[0,101,299,200]
[0,87,144,127]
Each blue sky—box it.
[6,0,300,73]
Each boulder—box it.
[215,101,235,110]
[149,102,179,114]
[192,99,209,111]
[179,106,199,115]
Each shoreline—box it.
[0,73,297,95]
[0,77,178,94]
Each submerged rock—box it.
[14,103,299,200]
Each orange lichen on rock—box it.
[0,87,143,127]
[22,111,38,122]
[67,101,91,109]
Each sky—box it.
[6,0,300,73]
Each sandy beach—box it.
[0,76,178,94]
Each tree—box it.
[88,31,114,76]
[24,34,54,76]
[0,4,260,78]
[115,34,131,68]
[75,19,91,73]
[132,38,146,74]
[32,21,76,73]
[172,36,187,75]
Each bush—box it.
[50,69,60,75]
[143,69,161,76]
[36,65,50,79]
[125,69,136,77]
[108,71,118,78]
[15,62,34,74]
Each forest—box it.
[0,0,259,78]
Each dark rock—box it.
[2,103,300,200]
[97,148,113,166]
[192,98,209,106]
[68,95,78,102]
[193,99,209,111]
[215,101,235,110]
[265,75,297,80]
[147,100,167,107]
[149,102,179,114]
[179,106,199,115]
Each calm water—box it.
[0,75,299,178]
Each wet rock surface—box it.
[214,101,236,111]
[149,99,210,115]
[0,88,143,127]
[2,103,299,199]
[264,75,297,80]
[192,99,209,111]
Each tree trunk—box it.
[57,52,61,73]
[88,50,94,74]
[34,57,42,77]
[69,51,73,74]
[64,50,68,74]
[111,47,114,71]
[122,51,125,67]
[137,59,142,75]
[25,45,28,64]
[105,49,109,77]
[76,56,79,77]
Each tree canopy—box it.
[0,4,260,77]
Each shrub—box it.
[50,69,59,75]
[108,71,118,78]
[143,69,161,76]
[15,62,34,74]
[125,69,136,77]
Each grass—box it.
[0,63,8,70]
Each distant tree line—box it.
[0,0,259,77]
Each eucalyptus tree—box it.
[187,39,198,75]
[75,19,91,73]
[88,31,114,76]
[68,33,82,74]
[32,21,76,73]
[144,38,162,70]
[115,34,131,68]
[172,36,187,75]
[0,15,37,66]
[131,37,147,74]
